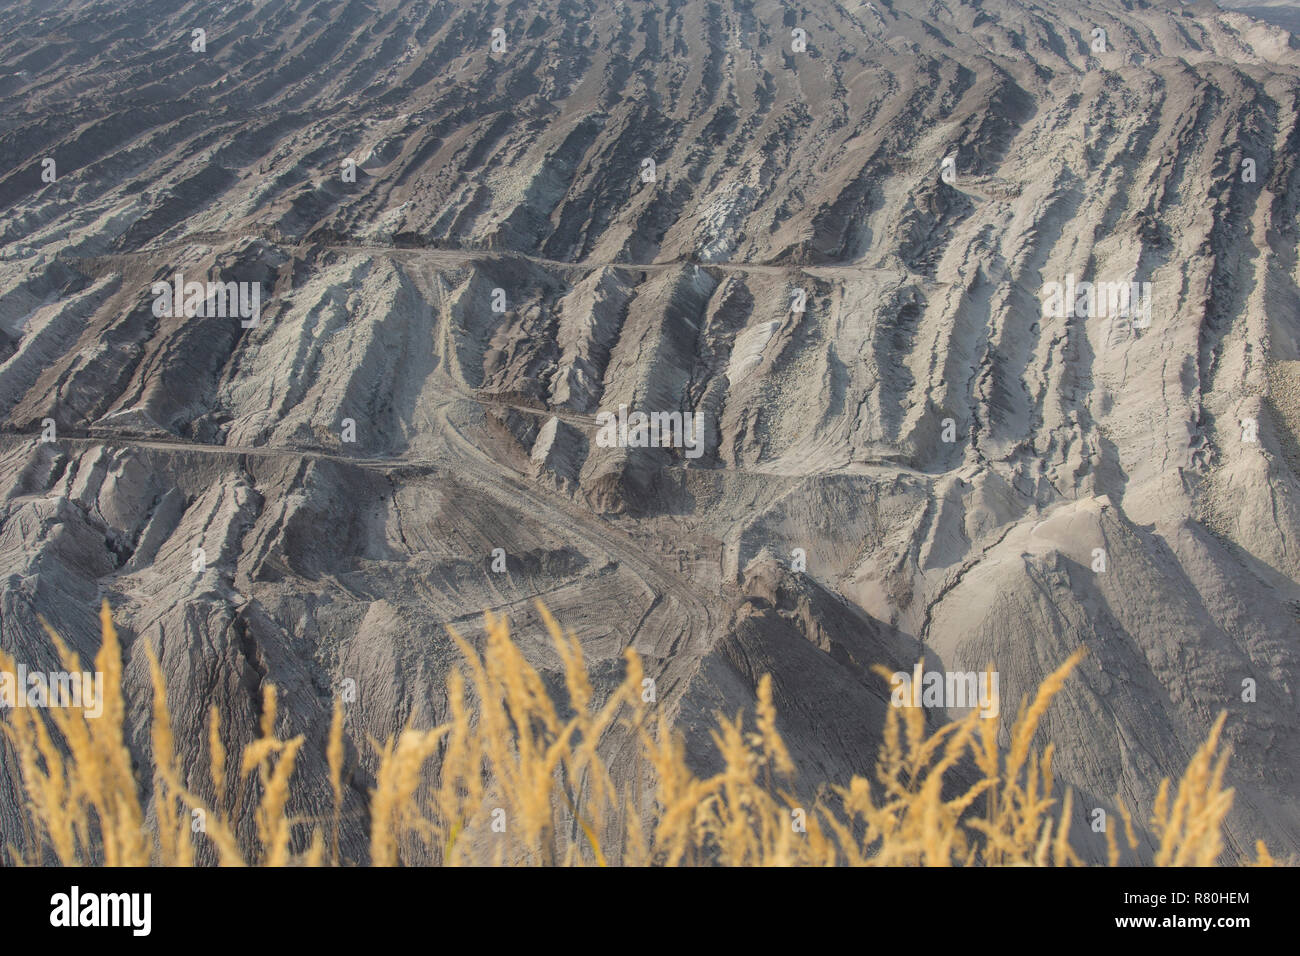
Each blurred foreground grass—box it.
[0,600,1279,866]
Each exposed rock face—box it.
[1217,0,1300,35]
[1,0,1299,863]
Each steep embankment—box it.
[1,0,1299,862]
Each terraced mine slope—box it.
[2,0,1300,863]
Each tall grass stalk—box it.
[0,601,1276,867]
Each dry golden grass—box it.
[0,600,1279,867]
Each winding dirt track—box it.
[0,383,734,715]
[65,230,945,289]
